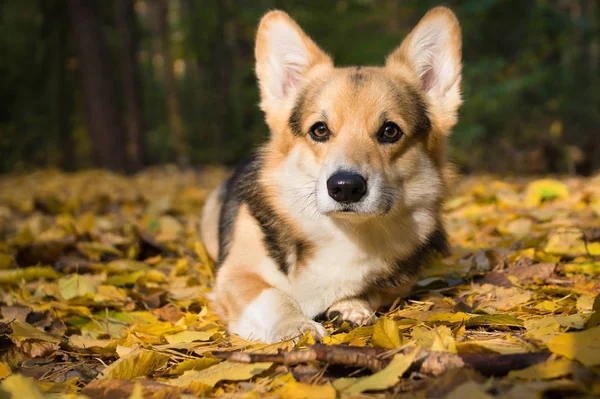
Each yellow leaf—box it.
[168,358,219,375]
[0,266,60,284]
[99,349,170,380]
[58,274,97,300]
[343,348,419,394]
[69,335,114,351]
[498,218,532,236]
[9,321,61,343]
[0,254,14,270]
[447,381,493,399]
[0,375,46,399]
[508,359,577,380]
[525,318,562,342]
[322,326,373,345]
[275,380,336,399]
[412,326,456,353]
[457,339,530,355]
[427,312,472,324]
[371,317,401,349]
[164,330,214,344]
[127,382,144,399]
[133,321,183,337]
[168,361,272,388]
[544,228,600,257]
[0,362,11,380]
[465,314,524,328]
[525,179,569,206]
[547,326,600,366]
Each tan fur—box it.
[202,7,463,342]
[213,204,271,323]
[200,183,223,261]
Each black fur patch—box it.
[387,77,431,137]
[364,224,449,291]
[350,71,368,88]
[289,88,308,137]
[217,152,311,274]
[406,86,432,137]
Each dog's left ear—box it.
[387,7,462,132]
[255,11,333,117]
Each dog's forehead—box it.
[317,67,399,102]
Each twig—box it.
[214,344,552,376]
[214,344,389,372]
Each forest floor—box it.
[0,168,599,398]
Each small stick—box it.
[214,344,389,371]
[215,344,552,376]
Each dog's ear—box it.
[255,11,332,116]
[386,7,462,132]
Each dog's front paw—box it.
[327,298,377,327]
[270,317,328,343]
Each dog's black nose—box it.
[327,171,367,203]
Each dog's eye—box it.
[309,122,331,142]
[378,122,403,143]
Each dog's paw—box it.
[327,298,377,327]
[270,317,328,343]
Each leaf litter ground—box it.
[0,169,599,398]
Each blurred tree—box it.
[42,0,73,170]
[114,0,145,171]
[1,0,598,174]
[68,0,125,171]
[151,0,188,166]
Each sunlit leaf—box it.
[371,317,401,349]
[547,326,600,366]
[99,349,170,380]
[508,359,578,380]
[167,361,272,388]
[342,347,419,393]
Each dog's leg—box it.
[326,283,414,326]
[215,267,327,343]
[233,288,328,343]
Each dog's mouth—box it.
[323,203,394,219]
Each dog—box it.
[201,7,462,343]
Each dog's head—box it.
[256,8,462,220]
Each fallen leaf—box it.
[167,361,272,388]
[99,349,170,380]
[0,374,46,399]
[342,347,419,393]
[371,317,401,349]
[58,274,97,300]
[275,380,336,399]
[0,362,11,380]
[525,179,569,206]
[9,321,61,343]
[164,330,213,344]
[547,326,600,366]
[412,326,457,353]
[508,359,578,380]
[168,358,219,375]
[447,380,493,399]
[466,314,524,328]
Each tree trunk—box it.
[114,0,145,171]
[42,0,73,170]
[68,0,125,171]
[152,0,188,166]
[211,0,238,162]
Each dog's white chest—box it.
[288,221,387,318]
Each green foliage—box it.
[0,0,598,173]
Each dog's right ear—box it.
[255,11,332,117]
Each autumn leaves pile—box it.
[0,170,599,398]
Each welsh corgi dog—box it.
[201,7,462,343]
